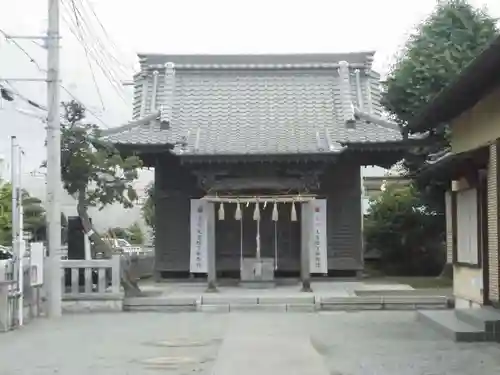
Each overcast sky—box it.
[1,0,499,178]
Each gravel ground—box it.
[312,311,500,375]
[0,311,499,375]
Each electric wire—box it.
[0,27,112,128]
[61,0,130,106]
[69,0,105,110]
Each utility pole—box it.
[46,0,62,317]
[11,137,25,325]
[10,136,20,321]
[17,144,25,326]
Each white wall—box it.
[361,166,389,214]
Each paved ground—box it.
[1,311,500,374]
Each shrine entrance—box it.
[215,198,301,280]
[202,195,319,291]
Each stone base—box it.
[240,258,275,284]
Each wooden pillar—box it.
[206,202,217,292]
[300,202,312,292]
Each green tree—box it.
[0,183,13,246]
[107,223,143,245]
[57,100,143,296]
[364,184,446,276]
[0,182,47,245]
[127,222,144,245]
[382,0,498,179]
[383,0,497,134]
[141,182,154,236]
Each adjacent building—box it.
[416,36,500,309]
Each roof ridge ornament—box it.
[364,69,374,113]
[354,69,364,111]
[150,70,159,112]
[161,62,176,126]
[338,61,356,128]
[139,76,148,118]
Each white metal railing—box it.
[0,261,35,332]
[0,260,18,332]
[61,255,121,300]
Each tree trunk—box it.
[76,190,142,297]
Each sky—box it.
[0,0,499,179]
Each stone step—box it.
[417,310,485,342]
[201,295,258,305]
[123,304,197,312]
[198,303,317,313]
[124,296,197,306]
[123,296,197,312]
[320,295,448,310]
[455,308,500,339]
[123,295,449,313]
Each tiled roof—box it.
[105,53,404,156]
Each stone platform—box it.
[124,280,451,312]
[418,307,500,342]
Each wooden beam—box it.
[202,195,316,203]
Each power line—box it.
[70,0,105,110]
[81,0,135,73]
[61,0,129,106]
[1,80,47,111]
[61,7,128,106]
[0,29,45,72]
[60,84,110,128]
[0,27,112,128]
[69,0,127,102]
[1,79,74,124]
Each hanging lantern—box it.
[291,201,297,222]
[235,202,242,220]
[272,201,279,221]
[218,202,225,220]
[253,201,260,221]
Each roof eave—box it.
[339,138,430,150]
[101,111,162,137]
[417,146,489,181]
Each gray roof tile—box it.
[105,54,403,155]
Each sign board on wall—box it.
[30,242,44,286]
[309,199,328,274]
[189,199,208,273]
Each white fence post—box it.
[0,281,11,332]
[111,255,121,294]
[61,257,122,300]
[0,260,19,331]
